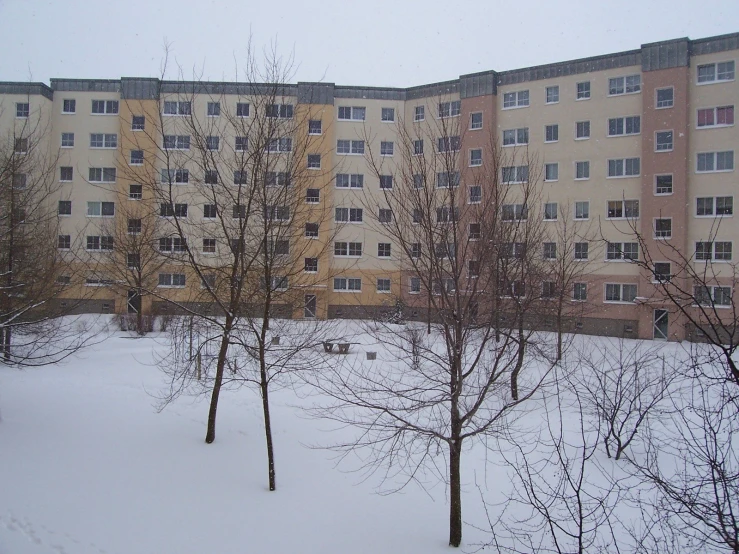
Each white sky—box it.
[1,0,737,88]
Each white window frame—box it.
[655,130,674,152]
[608,74,641,96]
[576,81,590,100]
[338,106,366,121]
[470,112,483,130]
[655,87,674,109]
[654,218,672,239]
[655,174,673,195]
[607,157,641,178]
[503,90,529,109]
[696,61,735,84]
[696,151,734,173]
[546,85,559,104]
[696,106,735,128]
[604,283,638,303]
[608,116,641,137]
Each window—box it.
[304,258,318,273]
[435,242,457,259]
[163,135,190,150]
[655,131,673,151]
[607,199,639,219]
[502,204,527,221]
[379,175,393,190]
[413,174,424,189]
[232,204,246,219]
[61,133,75,147]
[60,166,73,181]
[58,235,71,249]
[470,112,483,129]
[469,223,481,240]
[58,200,72,216]
[378,243,391,258]
[381,107,395,122]
[86,235,114,251]
[695,241,733,261]
[130,150,144,165]
[576,81,590,100]
[575,161,590,180]
[697,61,735,83]
[160,168,189,184]
[266,138,293,153]
[438,100,461,118]
[543,242,557,260]
[694,286,732,306]
[378,208,393,223]
[503,127,529,146]
[234,136,248,152]
[653,262,671,282]
[608,116,641,136]
[308,119,322,135]
[437,136,461,152]
[305,223,319,238]
[200,274,216,289]
[158,273,186,287]
[270,239,290,256]
[159,203,187,218]
[546,85,559,104]
[202,170,218,185]
[542,282,556,298]
[335,207,363,223]
[131,115,145,130]
[334,277,362,292]
[336,173,364,188]
[306,189,320,204]
[655,218,672,239]
[503,90,529,108]
[123,254,140,270]
[92,100,119,114]
[334,242,362,257]
[656,88,674,108]
[502,166,529,184]
[159,236,187,253]
[697,106,735,127]
[411,243,421,258]
[62,99,76,114]
[437,171,460,188]
[129,184,142,200]
[414,105,425,121]
[606,284,637,303]
[264,171,291,188]
[90,133,117,148]
[88,167,116,183]
[15,103,29,118]
[410,277,421,294]
[236,103,250,117]
[380,141,394,156]
[697,196,733,216]
[413,140,424,156]
[697,151,734,172]
[470,149,482,167]
[545,163,558,182]
[655,174,673,195]
[338,106,365,121]
[205,136,219,151]
[162,101,191,116]
[575,121,590,139]
[437,206,460,223]
[307,154,321,169]
[609,75,641,95]
[545,124,559,142]
[606,242,639,260]
[14,138,28,154]
[12,174,26,189]
[207,102,220,117]
[469,185,482,204]
[575,201,589,220]
[544,202,558,220]
[573,283,587,301]
[608,158,641,177]
[203,204,217,218]
[336,139,364,155]
[87,202,115,217]
[127,218,142,234]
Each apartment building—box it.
[0,32,736,341]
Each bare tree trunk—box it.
[2,327,10,361]
[260,363,276,491]
[205,318,232,444]
[556,310,563,362]
[511,318,526,400]
[449,436,463,547]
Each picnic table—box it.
[323,340,358,354]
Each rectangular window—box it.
[379,175,393,190]
[653,262,671,283]
[411,243,421,258]
[58,200,72,216]
[160,169,189,184]
[470,112,483,130]
[469,223,481,240]
[378,208,392,223]
[575,121,590,139]
[62,99,76,114]
[576,81,590,100]
[308,119,322,135]
[437,136,461,152]
[158,273,186,287]
[266,138,292,153]
[697,151,734,172]
[575,161,590,180]
[336,173,364,189]
[656,88,674,108]
[606,242,639,260]
[545,163,558,182]
[203,170,218,185]
[438,100,461,118]
[61,132,74,147]
[306,189,320,204]
[14,138,28,153]
[338,106,366,120]
[131,115,145,131]
[414,105,425,121]
[236,103,250,117]
[696,241,733,261]
[605,283,637,303]
[503,127,529,146]
[163,135,190,150]
[304,258,318,273]
[409,277,421,294]
[436,206,460,223]
[607,199,639,219]
[503,90,529,108]
[467,148,483,169]
[130,150,144,165]
[129,184,142,200]
[656,174,673,195]
[266,104,294,119]
[697,106,735,127]
[543,242,557,260]
[162,101,190,116]
[469,185,482,204]
[575,201,589,220]
[203,204,217,218]
[435,171,459,189]
[202,238,216,253]
[694,286,732,306]
[207,102,220,117]
[380,141,394,156]
[502,166,529,184]
[307,154,321,169]
[697,61,735,83]
[545,124,559,142]
[413,139,424,156]
[544,202,558,220]
[608,157,641,177]
[608,116,641,136]
[502,204,527,222]
[89,167,117,183]
[91,100,118,114]
[378,243,391,258]
[655,131,673,151]
[128,218,142,234]
[609,75,641,95]
[264,172,291,188]
[334,207,363,223]
[305,223,319,238]
[546,85,559,104]
[542,282,556,298]
[574,283,587,301]
[333,277,362,292]
[655,218,672,239]
[205,136,220,151]
[336,140,365,155]
[60,166,73,181]
[86,235,114,251]
[381,107,395,122]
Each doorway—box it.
[127,289,141,314]
[653,309,668,340]
[304,295,317,318]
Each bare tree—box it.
[308,102,557,547]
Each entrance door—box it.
[653,309,668,340]
[304,295,317,318]
[127,289,141,314]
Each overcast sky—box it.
[1,0,737,88]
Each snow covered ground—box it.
[0,318,697,553]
